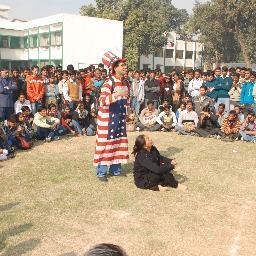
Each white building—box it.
[0,8,123,70]
[140,32,204,72]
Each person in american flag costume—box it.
[93,51,129,182]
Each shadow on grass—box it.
[160,146,183,157]
[2,239,40,256]
[59,252,77,256]
[0,223,33,253]
[173,171,189,184]
[0,202,21,212]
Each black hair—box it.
[248,111,255,117]
[200,85,207,90]
[234,105,241,110]
[194,69,202,74]
[48,104,57,110]
[65,114,73,119]
[37,107,47,112]
[12,67,19,72]
[132,135,146,156]
[218,103,225,109]
[21,106,30,112]
[85,243,127,256]
[229,110,237,115]
[7,117,16,124]
[31,65,39,70]
[62,70,69,76]
[215,67,221,71]
[233,73,240,78]
[222,66,228,72]
[186,100,193,105]
[147,100,154,106]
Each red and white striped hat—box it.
[102,51,126,69]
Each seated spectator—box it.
[194,106,219,137]
[132,134,187,192]
[0,127,11,160]
[14,93,31,114]
[61,105,82,136]
[193,86,214,116]
[21,106,34,127]
[216,103,228,127]
[234,105,245,123]
[137,101,160,131]
[33,107,60,142]
[156,106,177,132]
[229,73,242,110]
[176,101,199,135]
[175,102,186,120]
[239,112,256,143]
[16,112,34,142]
[158,99,172,113]
[85,243,127,256]
[45,74,59,106]
[220,110,241,142]
[3,117,19,149]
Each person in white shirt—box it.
[188,69,203,98]
[156,106,177,131]
[14,93,31,114]
[58,70,69,99]
[176,101,199,135]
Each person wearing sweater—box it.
[156,106,177,131]
[239,112,256,143]
[132,134,187,192]
[229,73,242,110]
[33,107,60,142]
[137,101,160,131]
[240,72,255,112]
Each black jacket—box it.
[133,146,174,188]
[144,79,160,101]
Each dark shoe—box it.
[98,176,108,182]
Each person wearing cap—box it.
[93,52,129,182]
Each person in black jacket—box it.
[132,134,187,192]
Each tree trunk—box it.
[235,27,251,68]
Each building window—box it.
[51,60,62,66]
[185,51,193,59]
[51,31,62,46]
[0,36,9,48]
[24,36,29,48]
[10,37,24,49]
[40,60,50,67]
[155,48,163,58]
[176,50,184,59]
[40,33,50,47]
[165,66,174,73]
[142,64,150,70]
[30,35,38,48]
[165,49,174,58]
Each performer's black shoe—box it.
[98,176,108,182]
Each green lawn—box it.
[0,132,255,256]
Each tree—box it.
[80,0,188,69]
[188,0,256,68]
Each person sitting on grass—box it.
[132,134,187,192]
[136,101,160,131]
[239,112,256,143]
[0,127,11,160]
[175,102,186,120]
[176,101,199,136]
[220,110,241,142]
[156,105,177,131]
[33,107,60,142]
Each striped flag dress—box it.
[93,75,129,166]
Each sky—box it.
[1,0,208,21]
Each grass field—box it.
[0,132,256,256]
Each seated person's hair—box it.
[85,243,127,256]
[147,100,154,106]
[200,85,207,90]
[21,106,30,112]
[48,104,57,110]
[7,117,16,124]
[202,106,210,112]
[37,107,47,112]
[234,105,241,110]
[18,92,26,98]
[249,111,255,117]
[229,110,237,116]
[218,103,225,108]
[163,106,170,111]
[186,100,193,105]
[65,114,73,120]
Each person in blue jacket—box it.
[0,67,18,121]
[214,66,232,112]
[240,71,255,112]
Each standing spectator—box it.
[172,73,185,112]
[240,112,256,143]
[193,86,214,116]
[229,73,242,110]
[188,69,203,98]
[26,65,45,114]
[63,71,83,110]
[144,70,160,109]
[239,67,247,84]
[45,74,59,106]
[12,68,26,101]
[205,71,217,101]
[214,66,232,112]
[240,71,255,112]
[176,101,198,135]
[14,93,31,114]
[91,68,104,98]
[160,74,173,106]
[58,70,69,101]
[131,71,144,115]
[41,66,49,85]
[0,67,18,121]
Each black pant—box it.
[137,172,178,190]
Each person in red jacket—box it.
[26,65,45,114]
